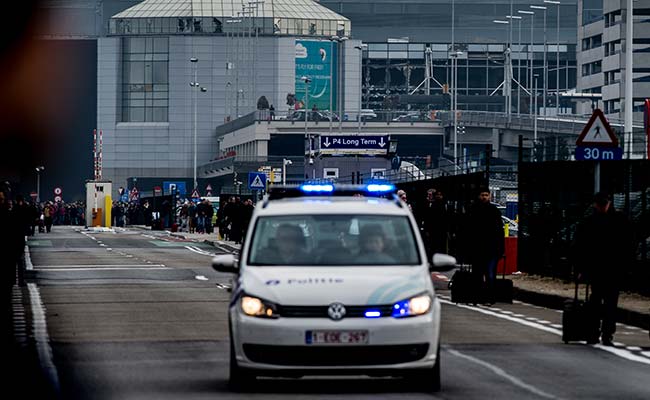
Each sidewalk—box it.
[510,274,649,330]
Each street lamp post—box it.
[301,76,313,168]
[531,5,547,118]
[545,1,562,117]
[518,10,535,115]
[354,44,367,135]
[282,158,292,184]
[190,57,198,190]
[625,0,634,157]
[450,50,463,170]
[507,15,523,114]
[337,36,348,134]
[35,166,45,203]
[190,58,207,191]
[494,19,510,116]
[533,74,539,145]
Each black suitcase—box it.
[494,255,513,303]
[449,264,483,304]
[562,281,599,343]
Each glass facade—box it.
[109,0,351,37]
[121,37,169,122]
[362,43,577,113]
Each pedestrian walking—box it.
[242,199,255,237]
[465,188,504,305]
[269,104,275,120]
[43,202,54,233]
[572,192,635,346]
[419,188,450,259]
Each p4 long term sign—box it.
[319,135,389,155]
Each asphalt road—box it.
[19,226,650,400]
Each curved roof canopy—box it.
[110,0,350,37]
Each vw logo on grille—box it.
[327,303,346,321]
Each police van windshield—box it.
[248,215,420,266]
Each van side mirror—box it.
[430,253,457,271]
[212,254,238,274]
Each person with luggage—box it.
[466,188,504,305]
[572,192,634,346]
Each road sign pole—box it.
[594,161,601,194]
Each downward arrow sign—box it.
[379,137,386,147]
[323,137,331,147]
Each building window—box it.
[582,0,603,25]
[121,37,169,122]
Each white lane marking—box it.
[593,345,650,365]
[447,347,561,400]
[642,351,650,357]
[184,245,215,257]
[215,282,231,290]
[440,299,650,365]
[626,346,642,351]
[551,324,563,329]
[35,264,166,268]
[27,283,60,393]
[195,275,209,281]
[142,234,155,239]
[24,245,34,271]
[33,267,169,272]
[440,299,563,336]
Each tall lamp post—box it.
[190,57,207,190]
[545,0,561,117]
[531,5,547,117]
[450,50,463,170]
[337,35,348,134]
[354,43,367,135]
[493,19,510,116]
[518,10,535,115]
[507,15,523,114]
[301,76,313,168]
[624,0,634,157]
[35,166,45,203]
[282,158,292,184]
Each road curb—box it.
[514,287,650,330]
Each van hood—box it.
[239,266,430,305]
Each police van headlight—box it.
[241,295,279,318]
[392,294,432,318]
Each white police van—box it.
[212,183,456,392]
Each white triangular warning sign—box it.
[576,109,619,147]
[191,188,201,198]
[250,175,265,189]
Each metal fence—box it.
[518,159,650,295]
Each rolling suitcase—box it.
[562,281,599,343]
[449,264,483,304]
[494,255,513,303]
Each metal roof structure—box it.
[110,0,350,37]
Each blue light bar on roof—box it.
[366,184,395,193]
[300,184,334,193]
